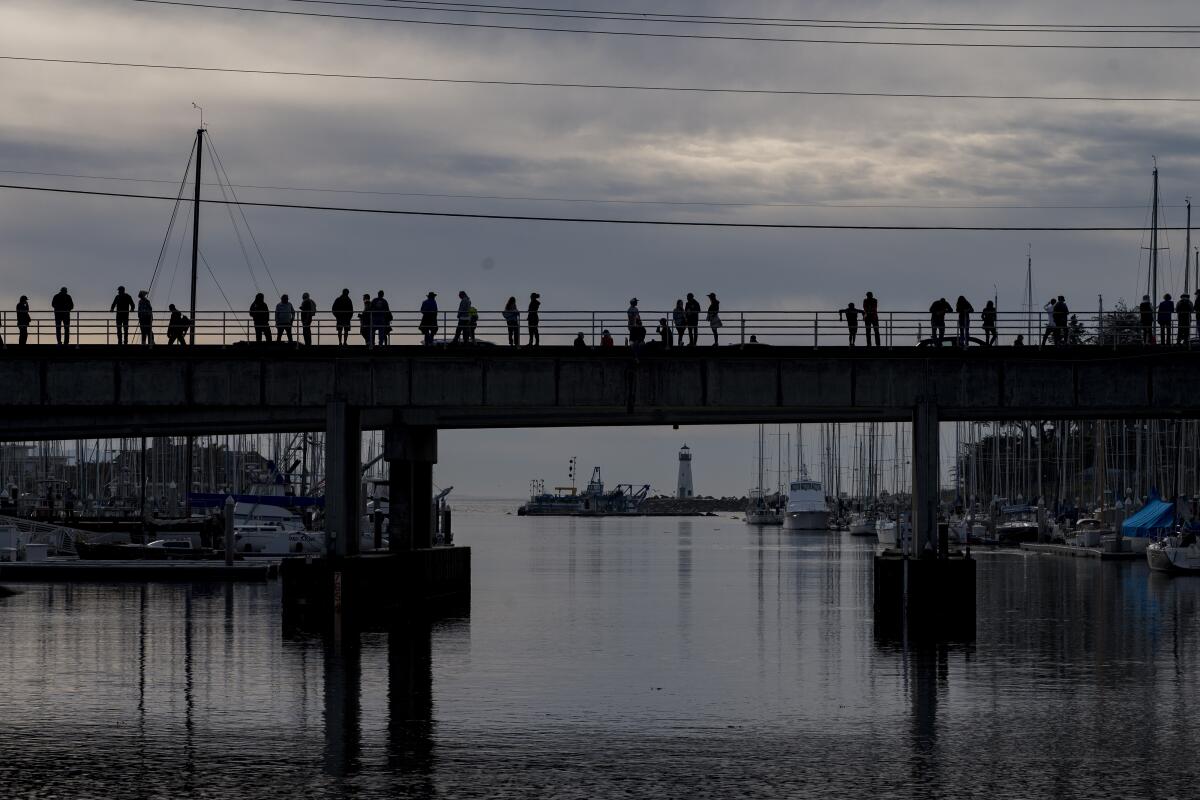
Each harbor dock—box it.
[1020,543,1142,561]
[0,559,278,582]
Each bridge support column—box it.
[911,399,939,556]
[385,425,437,551]
[325,401,361,558]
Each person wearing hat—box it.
[706,292,722,346]
[1177,292,1194,345]
[420,291,439,345]
[51,286,73,346]
[1138,294,1154,344]
[1158,292,1175,346]
[527,292,541,346]
[627,298,643,348]
[110,285,134,345]
[137,290,155,346]
[502,296,520,347]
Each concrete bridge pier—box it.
[324,400,362,557]
[873,400,975,639]
[385,423,437,551]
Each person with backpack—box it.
[502,296,520,346]
[332,288,354,345]
[1052,296,1070,345]
[371,290,392,346]
[929,297,952,343]
[955,295,974,347]
[166,304,190,345]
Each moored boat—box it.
[783,476,829,531]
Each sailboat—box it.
[745,425,783,525]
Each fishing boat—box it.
[783,475,829,531]
[518,466,649,516]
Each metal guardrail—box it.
[0,308,1187,349]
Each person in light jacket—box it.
[275,294,296,343]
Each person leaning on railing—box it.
[1178,293,1194,345]
[249,292,271,343]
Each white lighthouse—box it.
[676,445,694,498]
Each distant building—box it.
[677,445,694,498]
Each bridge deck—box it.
[0,344,1194,438]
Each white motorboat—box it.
[1068,517,1112,548]
[233,523,323,555]
[876,516,912,552]
[848,513,875,536]
[783,477,829,531]
[1147,533,1200,573]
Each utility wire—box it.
[206,133,281,295]
[336,0,1200,30]
[147,139,196,294]
[292,0,1200,35]
[0,168,1186,211]
[128,1,1200,49]
[1,183,1193,231]
[6,56,1200,102]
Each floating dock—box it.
[1019,543,1142,561]
[0,559,278,582]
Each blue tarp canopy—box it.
[1121,493,1174,538]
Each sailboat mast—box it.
[1186,198,1192,296]
[189,126,204,346]
[1151,164,1160,305]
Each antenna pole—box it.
[1187,198,1193,296]
[189,126,204,345]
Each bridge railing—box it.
[0,308,1168,348]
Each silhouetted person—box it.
[527,292,541,346]
[1013,334,1025,347]
[929,297,952,342]
[52,287,73,345]
[1178,293,1194,345]
[16,296,30,345]
[420,292,439,345]
[276,294,295,343]
[1040,297,1057,346]
[838,302,860,346]
[300,292,316,345]
[452,291,472,344]
[981,300,997,346]
[862,291,880,347]
[573,332,588,350]
[706,293,721,346]
[1139,294,1154,344]
[600,329,614,347]
[672,299,686,346]
[110,286,134,344]
[502,296,519,346]
[1053,295,1069,345]
[372,291,392,346]
[1159,293,1174,345]
[332,288,354,345]
[359,294,372,345]
[627,298,644,348]
[955,295,974,347]
[166,304,188,345]
[657,317,672,347]
[684,293,701,346]
[137,291,154,345]
[250,292,271,342]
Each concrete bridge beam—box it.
[911,400,939,556]
[325,401,362,557]
[385,424,438,551]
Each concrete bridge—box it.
[2,344,1191,615]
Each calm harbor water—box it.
[2,500,1199,799]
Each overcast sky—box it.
[4,1,1200,497]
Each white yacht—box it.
[783,477,829,531]
[876,516,911,552]
[1147,533,1200,573]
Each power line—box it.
[285,0,1200,35]
[1,182,1191,231]
[0,168,1184,211]
[128,1,1200,49]
[362,0,1200,31]
[6,55,1200,102]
